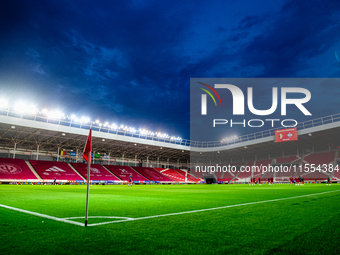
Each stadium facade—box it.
[0,107,340,183]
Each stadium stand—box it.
[104,165,149,182]
[275,155,301,164]
[236,161,253,181]
[132,167,174,182]
[214,171,223,182]
[301,151,336,180]
[155,168,189,182]
[217,171,234,182]
[252,159,273,180]
[0,158,39,181]
[176,169,201,182]
[333,166,340,180]
[71,163,121,181]
[189,170,205,181]
[29,160,83,181]
[274,155,301,179]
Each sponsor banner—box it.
[76,180,84,183]
[70,152,77,157]
[275,127,297,143]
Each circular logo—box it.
[90,168,100,174]
[0,163,23,174]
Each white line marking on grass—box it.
[0,190,339,227]
[63,216,134,220]
[87,189,340,227]
[0,204,84,227]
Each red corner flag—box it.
[83,128,92,163]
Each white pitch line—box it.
[0,204,84,227]
[63,216,134,220]
[87,189,340,227]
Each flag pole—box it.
[85,151,91,227]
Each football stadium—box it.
[2,1,340,255]
[0,105,340,254]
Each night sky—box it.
[1,0,340,140]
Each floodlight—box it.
[14,102,27,113]
[26,104,37,114]
[0,98,8,108]
[47,110,64,119]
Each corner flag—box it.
[83,128,92,227]
[83,128,92,163]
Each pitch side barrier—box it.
[195,164,339,175]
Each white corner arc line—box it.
[87,189,340,227]
[63,216,134,220]
[0,204,84,227]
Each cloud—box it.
[237,15,266,30]
[1,0,340,140]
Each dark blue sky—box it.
[1,0,340,140]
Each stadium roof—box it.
[0,116,190,162]
[1,109,340,164]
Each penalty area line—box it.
[0,204,84,227]
[88,189,340,227]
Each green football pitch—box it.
[0,184,339,255]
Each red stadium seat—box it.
[104,165,149,182]
[155,168,197,182]
[29,160,83,181]
[71,163,121,181]
[175,169,201,182]
[0,158,39,181]
[132,167,174,182]
[301,151,335,180]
